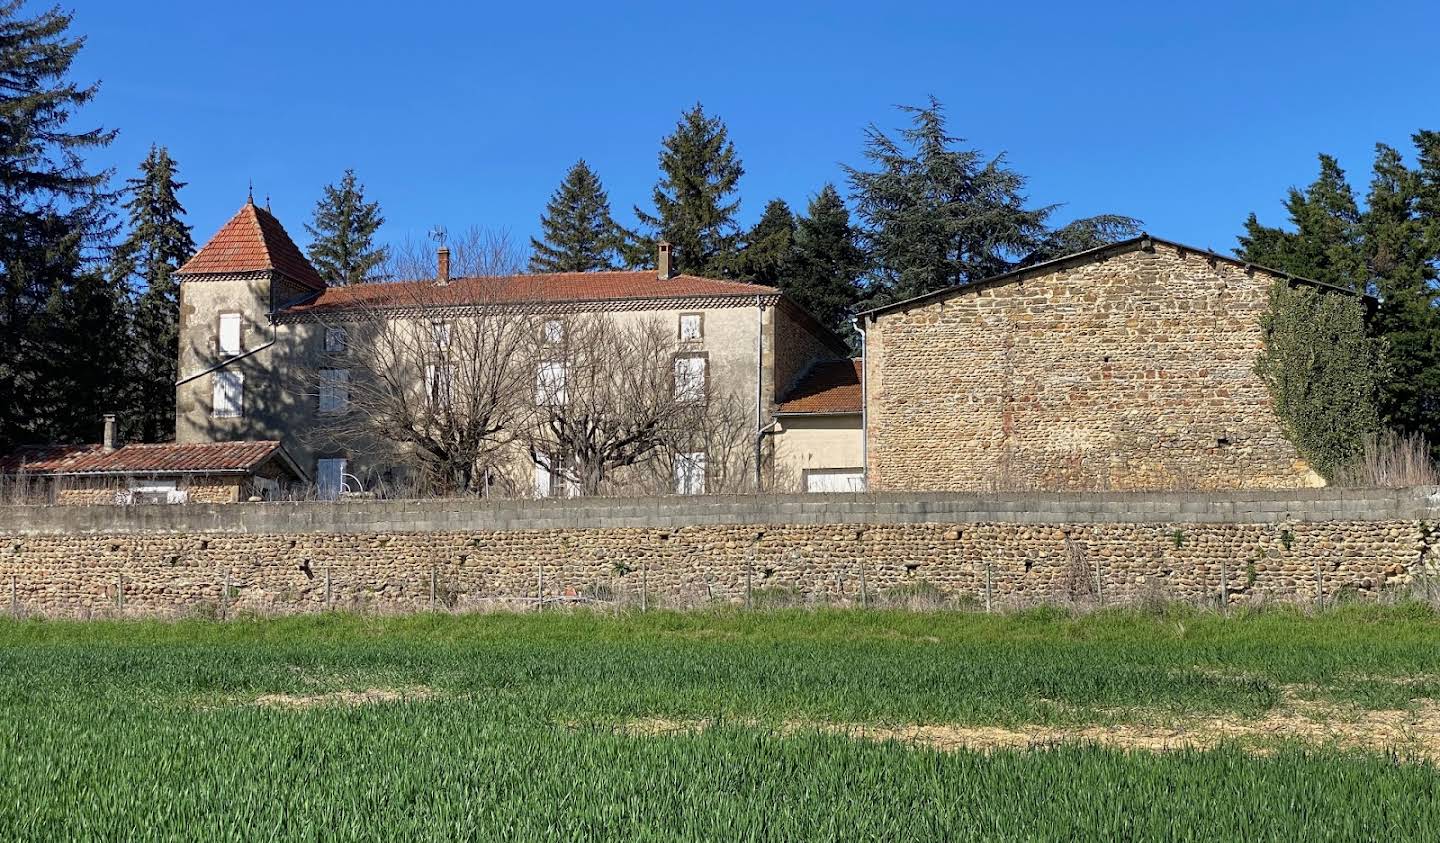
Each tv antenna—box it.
[429,225,448,247]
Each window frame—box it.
[536,360,568,406]
[674,451,706,495]
[323,325,348,354]
[318,368,350,415]
[211,370,244,418]
[673,352,708,403]
[542,319,566,346]
[678,312,704,342]
[218,312,243,357]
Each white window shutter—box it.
[219,314,242,355]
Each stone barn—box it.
[857,235,1353,492]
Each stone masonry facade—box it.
[2,489,1436,617]
[863,240,1324,492]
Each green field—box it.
[3,605,1440,840]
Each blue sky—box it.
[70,1,1440,261]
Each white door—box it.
[805,468,865,493]
[317,458,347,500]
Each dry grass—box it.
[617,685,1440,760]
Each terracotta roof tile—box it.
[178,200,325,290]
[1,441,286,475]
[283,271,778,314]
[778,359,862,414]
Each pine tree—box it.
[1370,137,1440,448]
[0,2,121,452]
[732,199,796,285]
[529,160,623,272]
[305,169,386,285]
[630,103,744,276]
[1236,154,1367,290]
[845,98,1139,306]
[111,145,194,443]
[789,184,866,342]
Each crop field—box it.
[3,605,1440,840]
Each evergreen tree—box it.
[789,184,866,342]
[732,199,796,285]
[1236,154,1367,291]
[529,159,623,272]
[1369,137,1440,448]
[1240,145,1440,456]
[111,145,194,443]
[845,98,1139,306]
[305,169,386,285]
[630,103,744,275]
[0,2,121,452]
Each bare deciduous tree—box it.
[306,283,537,495]
[520,313,748,496]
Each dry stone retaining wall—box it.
[1,489,1438,617]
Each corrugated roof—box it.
[0,441,288,476]
[178,200,326,290]
[283,271,778,314]
[777,358,862,414]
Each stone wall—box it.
[863,242,1322,492]
[1,488,1436,617]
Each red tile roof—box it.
[778,359,862,414]
[283,271,779,314]
[178,200,326,290]
[0,441,288,476]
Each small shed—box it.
[0,440,308,504]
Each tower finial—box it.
[265,193,271,212]
[247,179,254,204]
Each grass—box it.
[2,604,1440,840]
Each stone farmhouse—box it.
[856,235,1351,492]
[3,201,1354,504]
[172,199,854,498]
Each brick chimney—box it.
[436,247,451,286]
[657,241,673,280]
[102,413,118,453]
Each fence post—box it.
[1093,553,1104,606]
[745,549,754,611]
[640,561,648,612]
[10,575,16,618]
[221,569,231,621]
[984,562,993,613]
[324,566,332,609]
[1313,558,1324,609]
[536,562,545,612]
[116,572,124,613]
[858,562,868,609]
[1219,559,1229,612]
[430,566,437,612]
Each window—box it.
[431,321,452,350]
[679,313,703,341]
[317,457,348,501]
[675,452,706,495]
[533,452,577,498]
[425,364,455,407]
[674,355,706,402]
[324,326,347,353]
[128,480,187,505]
[219,313,242,356]
[212,371,243,418]
[319,368,349,414]
[804,468,865,493]
[536,361,567,405]
[543,319,565,345]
